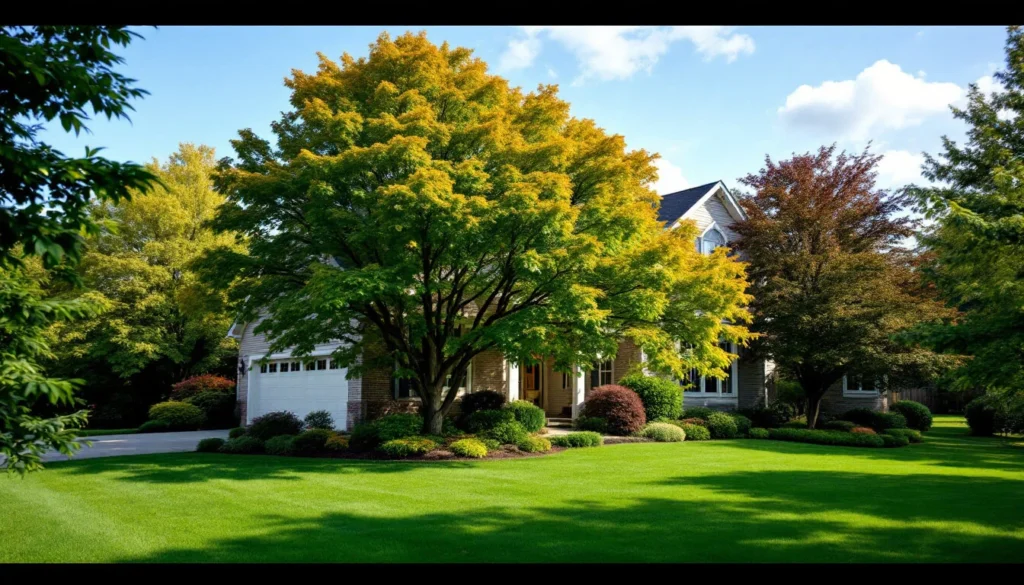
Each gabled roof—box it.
[656,182,721,223]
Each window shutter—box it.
[591,367,599,388]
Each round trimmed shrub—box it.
[378,437,437,458]
[303,410,335,430]
[731,413,752,436]
[292,429,333,455]
[265,434,296,456]
[450,438,488,458]
[880,433,910,448]
[619,373,683,421]
[219,436,264,454]
[375,413,424,441]
[573,415,608,433]
[875,412,907,430]
[483,420,529,445]
[247,411,303,440]
[184,391,237,428]
[195,437,225,452]
[138,420,170,433]
[148,401,206,430]
[517,435,552,453]
[228,427,247,439]
[325,434,349,452]
[171,374,235,400]
[505,400,546,433]
[682,406,714,421]
[706,412,739,439]
[823,420,856,432]
[477,437,501,450]
[891,400,933,432]
[581,385,646,436]
[851,426,876,435]
[464,409,515,433]
[749,427,770,439]
[550,431,603,448]
[639,422,685,442]
[883,428,923,443]
[965,396,1003,436]
[681,423,710,441]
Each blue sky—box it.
[44,25,1008,195]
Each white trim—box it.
[598,358,614,386]
[696,222,728,255]
[226,319,243,340]
[248,348,336,364]
[842,375,881,397]
[682,342,739,400]
[669,182,747,230]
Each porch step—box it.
[546,417,573,429]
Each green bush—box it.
[504,400,546,433]
[767,428,888,448]
[147,401,206,430]
[880,434,910,448]
[247,411,303,440]
[479,437,501,450]
[292,429,333,456]
[228,427,247,439]
[681,423,710,441]
[748,427,770,439]
[706,412,739,439]
[138,420,170,433]
[459,390,507,416]
[620,373,683,421]
[883,428,922,443]
[965,396,1003,436]
[823,420,856,432]
[265,434,296,456]
[875,412,907,430]
[840,408,876,427]
[683,406,714,421]
[218,436,265,454]
[517,435,552,452]
[731,413,752,436]
[463,409,514,434]
[781,419,807,429]
[350,413,425,452]
[891,400,933,432]
[550,431,603,448]
[303,410,335,430]
[449,438,488,458]
[573,415,608,433]
[325,434,349,452]
[195,437,225,452]
[639,422,685,442]
[378,436,437,457]
[184,391,237,429]
[739,403,792,428]
[483,420,529,445]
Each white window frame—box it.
[681,342,739,398]
[842,375,882,397]
[598,359,613,386]
[695,223,728,256]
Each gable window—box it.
[680,341,738,397]
[843,374,881,397]
[598,359,613,386]
[697,227,726,255]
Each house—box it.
[229,181,885,430]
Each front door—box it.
[523,363,542,405]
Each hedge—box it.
[219,436,265,454]
[505,400,546,433]
[619,373,683,421]
[265,435,296,456]
[303,410,335,430]
[195,437,225,452]
[748,427,770,439]
[463,409,515,434]
[883,428,922,443]
[148,401,206,430]
[247,411,303,440]
[767,428,888,448]
[550,431,603,448]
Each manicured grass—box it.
[73,428,139,437]
[2,415,1022,562]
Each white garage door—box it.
[248,357,349,431]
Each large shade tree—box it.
[906,26,1024,398]
[202,32,754,434]
[732,146,954,428]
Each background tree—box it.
[46,144,242,427]
[732,146,954,428]
[0,26,154,472]
[201,32,753,434]
[906,26,1024,399]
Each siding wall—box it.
[819,380,889,416]
[684,190,739,241]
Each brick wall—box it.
[473,350,507,394]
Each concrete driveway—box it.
[41,430,231,462]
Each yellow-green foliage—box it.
[378,437,438,458]
[517,435,552,453]
[324,434,349,451]
[449,438,488,458]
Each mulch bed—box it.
[278,444,569,462]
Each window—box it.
[290,361,301,372]
[696,227,726,255]
[268,362,278,373]
[843,375,881,396]
[562,372,570,390]
[681,342,738,397]
[598,359,613,386]
[316,359,327,371]
[304,361,314,371]
[329,359,340,370]
[259,363,268,373]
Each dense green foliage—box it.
[823,420,856,432]
[137,420,169,433]
[147,401,205,430]
[265,435,296,456]
[324,434,348,452]
[246,411,303,440]
[449,438,488,458]
[303,410,335,430]
[767,428,890,448]
[483,421,529,445]
[459,390,506,417]
[880,434,910,448]
[882,428,923,443]
[619,373,683,421]
[462,408,514,433]
[891,401,933,432]
[739,403,793,429]
[748,427,770,439]
[581,385,646,435]
[840,408,908,431]
[550,431,603,448]
[517,435,552,453]
[505,400,546,433]
[682,406,714,421]
[572,415,608,433]
[349,413,424,451]
[705,412,739,439]
[963,395,1024,436]
[228,427,246,439]
[218,436,264,454]
[378,437,437,457]
[183,391,236,429]
[195,438,225,453]
[292,429,333,456]
[680,423,710,441]
[638,422,685,442]
[731,413,752,436]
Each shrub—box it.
[138,420,170,433]
[195,437,225,452]
[147,401,206,430]
[781,418,807,429]
[292,429,333,456]
[550,431,603,448]
[463,409,514,433]
[303,410,335,430]
[218,436,265,454]
[851,426,876,435]
[731,413,752,436]
[682,406,714,421]
[449,438,488,458]
[681,423,711,441]
[581,385,646,435]
[965,396,1003,436]
[823,420,856,432]
[875,412,908,430]
[679,417,707,427]
[573,415,608,433]
[349,413,424,452]
[706,412,739,439]
[891,400,933,432]
[639,422,685,442]
[883,428,923,443]
[477,437,500,450]
[171,374,235,400]
[505,400,546,432]
[378,437,437,457]
[247,411,303,440]
[739,402,792,429]
[460,390,507,416]
[228,427,247,439]
[324,434,349,452]
[749,427,770,439]
[767,428,887,448]
[184,391,237,428]
[483,420,529,445]
[881,434,910,448]
[840,408,876,427]
[517,435,552,452]
[620,373,683,421]
[265,435,296,456]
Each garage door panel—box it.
[249,365,349,431]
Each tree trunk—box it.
[806,390,825,429]
[421,399,446,435]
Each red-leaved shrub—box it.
[171,375,235,400]
[581,385,646,435]
[851,426,876,435]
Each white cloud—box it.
[652,158,690,195]
[498,26,754,82]
[546,66,557,78]
[974,74,1003,97]
[876,149,926,188]
[778,60,963,141]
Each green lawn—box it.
[2,415,1022,562]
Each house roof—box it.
[656,181,721,223]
